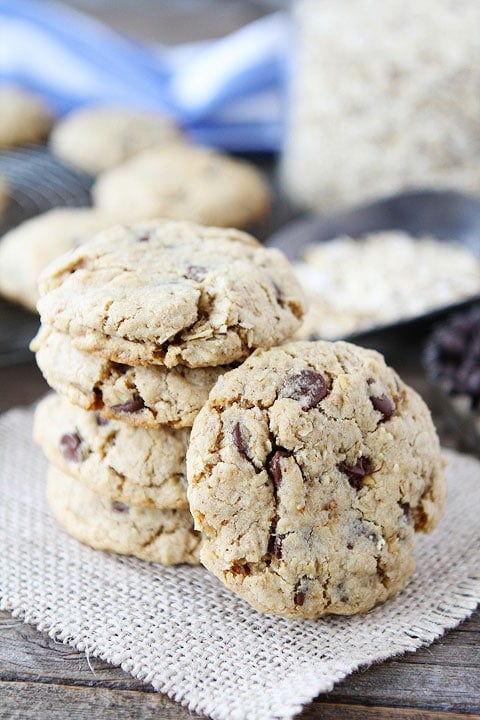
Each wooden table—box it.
[1,2,479,718]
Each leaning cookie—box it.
[36,220,305,368]
[31,326,230,428]
[50,105,183,175]
[0,207,117,311]
[0,85,53,147]
[187,340,446,619]
[92,144,271,229]
[47,465,201,565]
[35,394,190,509]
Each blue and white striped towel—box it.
[0,0,289,151]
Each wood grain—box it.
[1,610,479,718]
[0,681,206,720]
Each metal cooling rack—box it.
[0,145,93,365]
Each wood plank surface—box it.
[1,608,479,718]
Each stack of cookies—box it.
[31,218,305,567]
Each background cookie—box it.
[50,105,183,175]
[47,465,201,565]
[36,220,305,368]
[35,394,190,509]
[0,85,53,147]
[92,144,271,229]
[0,207,117,311]
[32,327,230,428]
[187,340,446,619]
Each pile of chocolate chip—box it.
[424,304,480,410]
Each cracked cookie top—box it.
[186,340,446,619]
[36,220,305,368]
[32,327,230,428]
[47,466,200,565]
[35,394,190,509]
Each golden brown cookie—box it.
[47,465,201,565]
[187,340,446,618]
[36,220,305,368]
[35,394,190,509]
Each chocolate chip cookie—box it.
[92,144,271,229]
[50,105,183,175]
[0,207,116,311]
[187,340,446,619]
[36,220,305,368]
[35,394,190,509]
[47,465,201,564]
[32,327,230,428]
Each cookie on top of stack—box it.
[31,219,306,566]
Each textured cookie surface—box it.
[35,394,190,509]
[32,327,230,428]
[187,340,446,619]
[50,105,182,175]
[0,207,116,311]
[36,220,305,368]
[47,465,201,564]
[92,144,271,229]
[0,86,53,147]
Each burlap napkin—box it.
[1,405,479,720]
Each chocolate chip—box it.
[436,329,466,359]
[272,534,286,559]
[59,432,82,462]
[232,422,249,460]
[111,395,145,414]
[293,577,309,606]
[282,369,329,410]
[366,377,375,386]
[111,501,129,513]
[95,412,109,426]
[400,502,411,519]
[137,232,150,242]
[338,456,373,491]
[294,590,305,606]
[370,394,395,420]
[267,449,291,489]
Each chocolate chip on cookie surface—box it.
[187,340,446,619]
[47,465,200,565]
[35,394,190,509]
[31,326,233,428]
